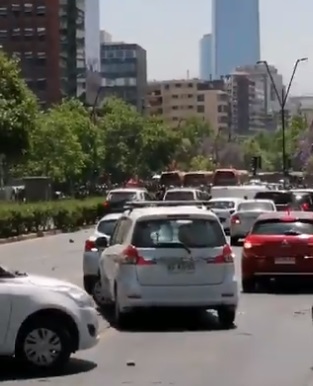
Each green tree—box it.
[0,52,38,162]
[189,155,214,171]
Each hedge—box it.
[0,198,106,239]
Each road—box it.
[1,231,313,385]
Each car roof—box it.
[109,188,146,193]
[126,206,217,221]
[99,213,123,222]
[256,211,313,221]
[165,188,198,192]
[239,199,274,204]
[209,197,242,202]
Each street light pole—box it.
[257,58,308,176]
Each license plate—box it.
[275,257,295,264]
[168,261,195,273]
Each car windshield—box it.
[97,219,118,236]
[238,202,274,211]
[107,192,136,202]
[251,220,313,235]
[209,201,235,209]
[164,191,194,201]
[132,218,226,248]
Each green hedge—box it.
[0,198,106,239]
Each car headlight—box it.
[55,287,95,307]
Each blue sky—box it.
[100,0,313,95]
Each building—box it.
[0,0,86,106]
[212,0,260,78]
[100,42,147,112]
[288,96,313,125]
[199,33,212,80]
[85,0,100,72]
[146,79,229,133]
[100,29,112,44]
[226,71,266,135]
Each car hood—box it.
[12,274,82,291]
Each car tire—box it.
[230,237,239,246]
[92,278,113,308]
[242,278,256,293]
[114,286,130,329]
[217,306,236,328]
[15,318,72,371]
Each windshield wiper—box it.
[156,241,191,254]
[283,230,301,236]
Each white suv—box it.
[97,202,238,328]
[0,267,99,371]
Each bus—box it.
[159,171,184,187]
[183,171,213,187]
[212,169,249,186]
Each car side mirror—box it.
[95,237,108,249]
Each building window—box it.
[36,5,45,15]
[197,105,204,113]
[187,83,193,88]
[36,52,46,65]
[11,28,21,38]
[174,83,181,88]
[164,84,169,90]
[24,28,34,38]
[172,106,178,110]
[37,27,46,40]
[36,79,46,90]
[187,94,193,98]
[172,95,178,99]
[0,29,7,39]
[0,7,7,16]
[125,49,136,58]
[197,94,204,102]
[24,3,33,14]
[11,4,21,14]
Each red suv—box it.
[241,211,313,292]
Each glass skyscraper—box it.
[212,0,260,78]
[199,34,212,80]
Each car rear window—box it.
[254,191,292,204]
[251,219,313,235]
[107,191,136,202]
[97,219,118,236]
[238,202,274,211]
[132,218,226,248]
[164,191,194,201]
[209,201,235,209]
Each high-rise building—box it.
[0,0,87,106]
[85,0,100,71]
[212,0,260,78]
[199,33,212,80]
[100,42,147,112]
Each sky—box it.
[100,0,313,95]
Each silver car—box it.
[208,198,243,234]
[230,199,276,245]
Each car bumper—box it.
[77,307,100,351]
[83,251,100,277]
[117,280,239,310]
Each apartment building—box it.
[147,79,229,132]
[100,42,147,112]
[0,0,87,106]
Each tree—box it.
[0,52,38,162]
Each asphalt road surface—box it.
[1,230,313,386]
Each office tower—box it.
[212,0,260,79]
[0,0,86,106]
[199,33,212,80]
[100,43,147,112]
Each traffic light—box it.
[250,156,261,176]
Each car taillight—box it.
[208,245,234,264]
[85,239,96,252]
[103,201,109,207]
[301,202,309,211]
[231,215,240,224]
[122,245,155,265]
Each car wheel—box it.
[230,237,239,246]
[15,318,72,371]
[217,306,236,328]
[242,278,256,293]
[114,286,130,329]
[92,279,113,307]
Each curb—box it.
[0,225,94,245]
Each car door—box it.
[0,281,12,351]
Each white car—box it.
[230,199,276,245]
[208,198,243,233]
[83,213,122,306]
[97,202,238,328]
[163,188,210,201]
[0,266,98,370]
[106,188,151,202]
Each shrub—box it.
[0,198,105,238]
